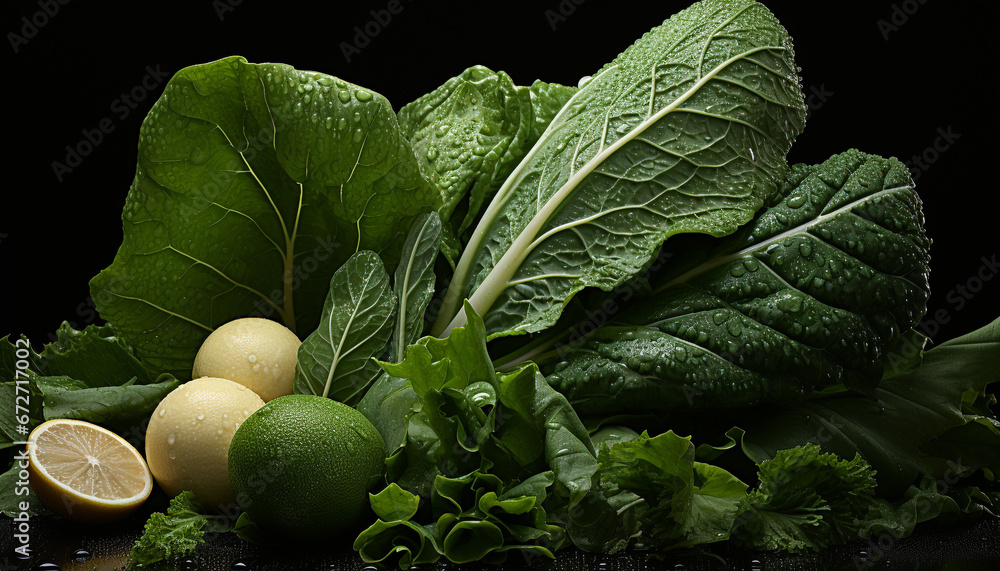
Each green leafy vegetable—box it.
[0,336,43,450]
[731,444,879,552]
[542,150,931,414]
[2,324,179,444]
[128,490,231,569]
[432,0,807,338]
[390,212,442,362]
[293,250,395,404]
[398,66,576,264]
[379,303,596,501]
[5,0,997,564]
[356,304,598,566]
[0,326,177,516]
[357,373,419,456]
[862,475,999,541]
[597,430,747,550]
[34,374,180,430]
[741,317,1000,497]
[91,55,439,378]
[0,463,49,518]
[495,363,597,505]
[40,322,153,386]
[354,213,440,450]
[356,473,561,567]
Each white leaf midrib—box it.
[443,44,787,335]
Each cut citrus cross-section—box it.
[27,419,153,523]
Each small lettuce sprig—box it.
[128,491,232,569]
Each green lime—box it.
[228,394,386,539]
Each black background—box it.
[2,0,999,568]
[2,0,998,345]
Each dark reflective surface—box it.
[2,514,997,570]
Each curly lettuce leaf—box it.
[731,444,879,552]
[358,303,597,567]
[862,475,999,541]
[2,324,179,447]
[0,336,43,450]
[128,491,231,569]
[398,66,576,266]
[355,472,559,568]
[40,322,153,386]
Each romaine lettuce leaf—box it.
[432,0,806,338]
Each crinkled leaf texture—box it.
[379,303,596,502]
[90,56,439,377]
[862,475,999,541]
[355,475,560,568]
[433,0,807,338]
[543,150,931,414]
[40,322,153,385]
[1,335,44,450]
[731,444,879,552]
[2,324,179,446]
[398,66,576,265]
[128,490,231,569]
[293,250,395,405]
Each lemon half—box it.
[27,419,153,524]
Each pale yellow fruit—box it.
[27,419,153,524]
[145,377,264,507]
[192,317,300,402]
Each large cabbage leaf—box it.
[90,56,439,377]
[432,0,807,338]
[542,150,931,414]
